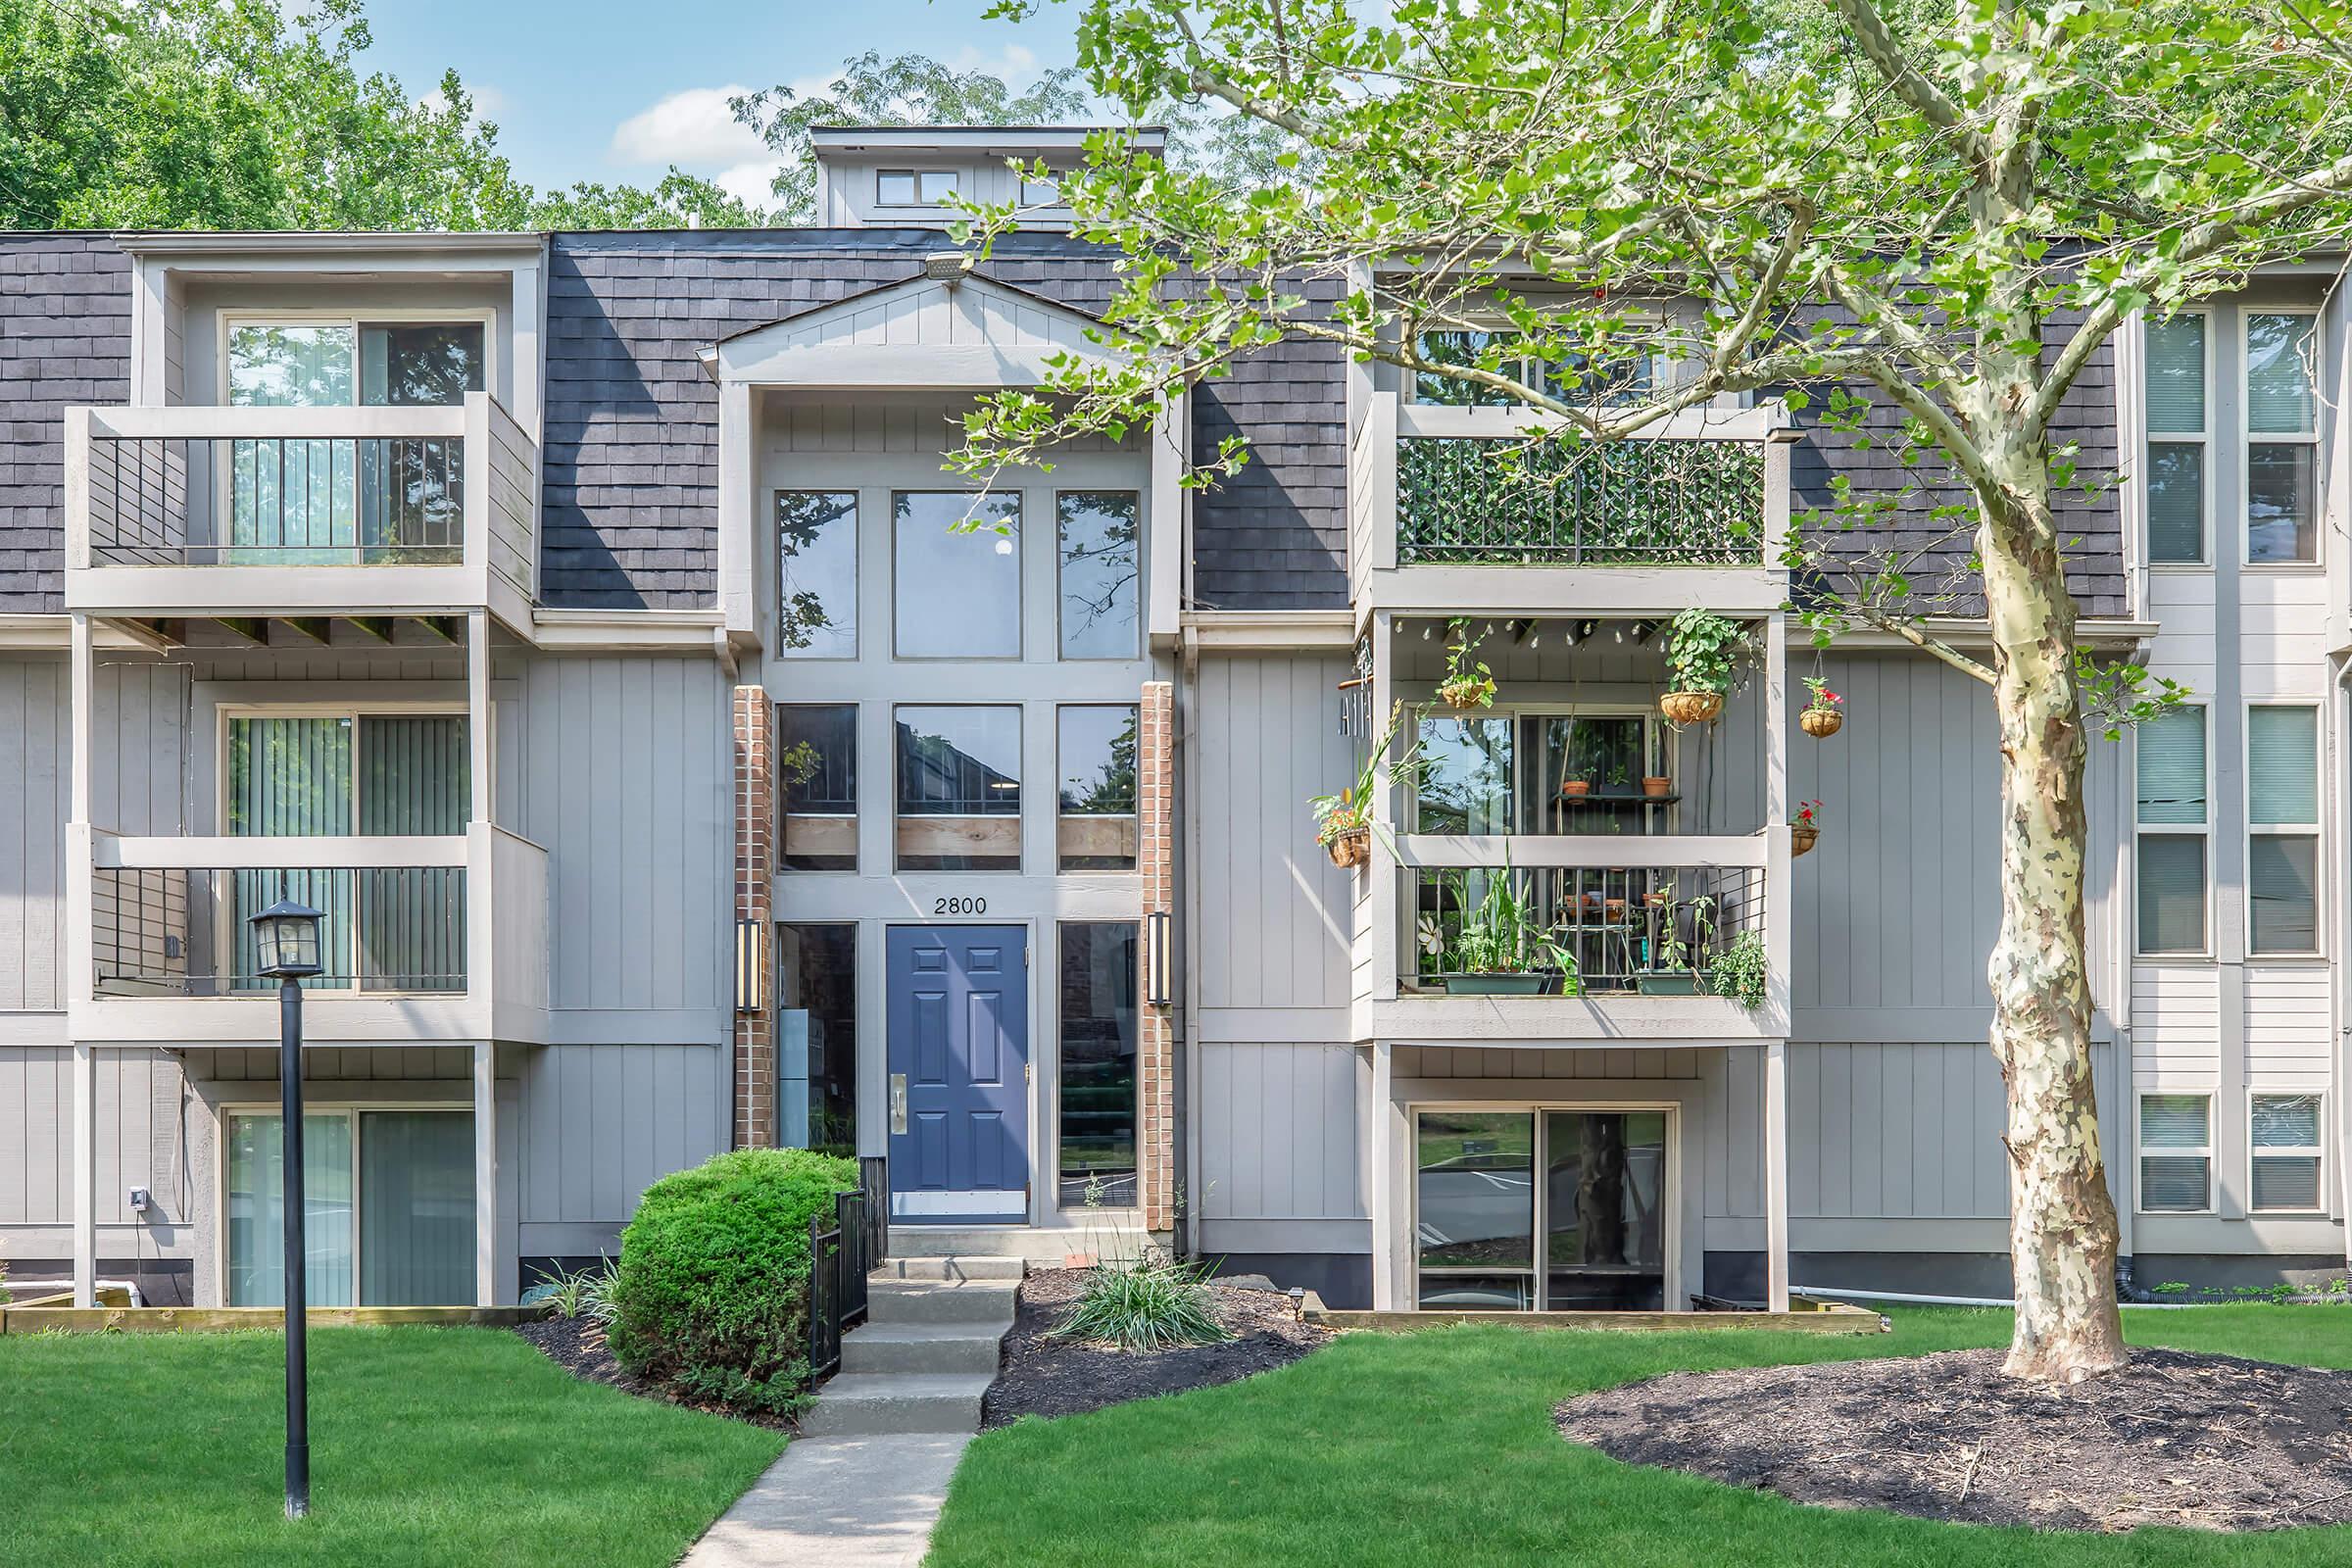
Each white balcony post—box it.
[1368,1040,1395,1309]
[467,610,491,827]
[1370,611,1398,1002]
[474,1041,498,1305]
[1764,611,1790,1033]
[64,409,92,571]
[1764,1038,1790,1311]
[72,1042,97,1308]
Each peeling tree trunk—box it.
[1979,458,2129,1384]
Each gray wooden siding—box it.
[0,1046,190,1237]
[516,1043,728,1248]
[1197,1043,1361,1222]
[0,658,68,1010]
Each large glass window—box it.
[1544,1111,1667,1310]
[1415,714,1513,834]
[1057,922,1139,1207]
[2245,312,2319,564]
[2138,1094,2213,1213]
[2135,706,2207,955]
[894,492,1021,659]
[779,705,858,872]
[1410,328,1654,408]
[226,1109,474,1306]
[1416,1111,1535,1307]
[2248,705,2320,954]
[2251,1094,2324,1212]
[895,706,1021,870]
[2143,313,2207,564]
[1057,705,1139,871]
[780,924,858,1154]
[777,491,858,659]
[1057,491,1140,659]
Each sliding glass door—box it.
[1414,1107,1669,1310]
[225,1109,475,1307]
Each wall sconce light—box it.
[1146,909,1173,1006]
[735,917,767,1014]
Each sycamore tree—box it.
[955,0,2352,1383]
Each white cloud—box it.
[610,84,770,169]
[715,161,786,209]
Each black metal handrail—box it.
[807,1185,874,1389]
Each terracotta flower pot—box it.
[1791,824,1819,857]
[1642,776,1672,798]
[1800,708,1843,739]
[1659,691,1724,724]
[1326,827,1370,867]
[1561,779,1592,799]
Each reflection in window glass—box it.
[1416,1110,1534,1304]
[894,492,1021,658]
[895,706,1021,870]
[1412,329,1520,406]
[226,1112,356,1306]
[1057,706,1139,871]
[1416,715,1512,834]
[1544,1111,1666,1310]
[2143,315,2206,434]
[2248,444,2316,563]
[360,324,484,408]
[778,492,858,659]
[229,324,357,409]
[1058,922,1138,1206]
[918,171,958,204]
[2145,444,2204,564]
[2246,313,2316,433]
[781,924,858,1154]
[1530,714,1654,834]
[780,705,858,871]
[877,171,915,204]
[2251,1094,2322,1211]
[2249,836,2318,954]
[2137,836,2206,955]
[1057,492,1140,659]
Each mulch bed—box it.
[980,1266,1329,1429]
[1557,1347,2352,1533]
[514,1317,795,1431]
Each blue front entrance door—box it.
[886,926,1029,1223]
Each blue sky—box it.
[357,1,1083,204]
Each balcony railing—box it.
[1406,860,1765,996]
[1395,435,1765,566]
[65,393,538,613]
[94,863,467,996]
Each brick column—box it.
[733,687,776,1149]
[1138,681,1177,1233]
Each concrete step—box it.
[841,1319,1007,1376]
[867,1277,1019,1326]
[873,1255,1026,1283]
[798,1372,994,1437]
[888,1225,1149,1262]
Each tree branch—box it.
[1830,0,1988,165]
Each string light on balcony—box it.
[1568,619,1596,646]
[1629,619,1659,645]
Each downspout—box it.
[1177,619,1200,1259]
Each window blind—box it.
[2137,836,2206,953]
[2143,316,2206,433]
[2141,1094,2210,1148]
[2248,707,2318,825]
[2249,836,2318,953]
[2246,314,2316,434]
[2135,707,2206,823]
[2144,444,2204,564]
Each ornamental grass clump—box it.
[1050,1257,1233,1353]
[606,1147,858,1418]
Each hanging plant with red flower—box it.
[1799,676,1844,739]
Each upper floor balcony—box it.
[1348,393,1794,620]
[64,392,538,632]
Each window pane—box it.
[1417,1273,1535,1310]
[877,171,915,204]
[360,324,484,408]
[918,171,958,204]
[2248,444,2316,563]
[1416,715,1513,834]
[2144,443,2204,564]
[229,324,355,408]
[1057,706,1138,871]
[2252,1155,2322,1211]
[1544,1111,1666,1310]
[2141,1094,2211,1148]
[2249,834,2318,953]
[1020,177,1059,205]
[2134,708,2206,824]
[226,1113,356,1306]
[358,1111,475,1305]
[1058,922,1139,1207]
[2249,707,2318,825]
[778,491,858,659]
[1057,492,1140,659]
[895,706,1020,870]
[780,924,857,1153]
[894,493,1020,658]
[2246,313,2316,434]
[2144,315,2206,433]
[1528,714,1654,834]
[2137,836,2206,953]
[780,705,858,871]
[1413,329,1518,406]
[1417,1111,1534,1272]
[2252,1094,2321,1149]
[2140,1154,2212,1212]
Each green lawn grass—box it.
[0,1326,783,1567]
[931,1305,2352,1567]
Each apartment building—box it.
[0,128,2343,1313]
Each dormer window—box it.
[878,169,958,206]
[1020,175,1061,206]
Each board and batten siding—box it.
[515,1042,728,1257]
[0,657,68,1013]
[0,1046,191,1256]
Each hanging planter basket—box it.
[1799,707,1844,739]
[1437,676,1495,711]
[1326,826,1371,868]
[1790,824,1820,858]
[1660,691,1724,725]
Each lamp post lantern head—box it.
[249,898,325,980]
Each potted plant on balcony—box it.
[1430,862,1582,996]
[1659,608,1746,724]
[1799,676,1844,738]
[1638,891,1714,996]
[1309,704,1425,868]
[1560,763,1594,800]
[1710,927,1770,1011]
[1436,617,1496,710]
[1642,773,1673,798]
[1791,800,1823,857]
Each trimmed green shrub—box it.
[606,1148,858,1417]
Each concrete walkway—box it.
[679,1432,970,1568]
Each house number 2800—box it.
[934,896,988,915]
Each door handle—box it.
[890,1072,908,1135]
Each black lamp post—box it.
[250,896,323,1520]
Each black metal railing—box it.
[807,1185,874,1389]
[1396,436,1765,565]
[91,866,467,996]
[1411,863,1766,994]
[87,434,466,566]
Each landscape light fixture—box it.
[249,896,323,1520]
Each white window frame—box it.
[2248,1092,2327,1214]
[2134,703,2212,957]
[2244,701,2325,956]
[2239,305,2324,569]
[1408,702,1674,836]
[2141,308,2212,568]
[875,169,959,207]
[2135,1091,2216,1215]
[216,308,500,409]
[216,1102,473,1307]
